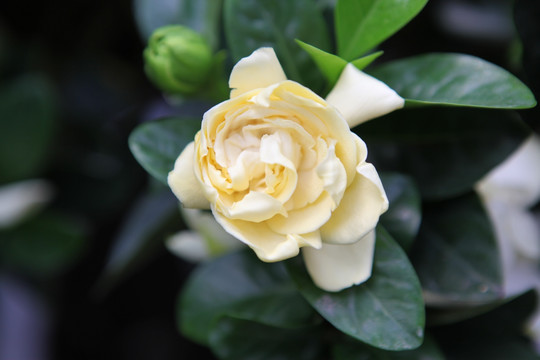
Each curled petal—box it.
[229,48,287,98]
[321,161,388,244]
[326,63,404,128]
[168,142,210,209]
[213,210,299,262]
[302,230,376,292]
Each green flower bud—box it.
[143,25,213,95]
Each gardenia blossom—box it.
[168,48,404,291]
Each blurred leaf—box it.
[97,188,179,293]
[297,40,382,88]
[179,249,317,345]
[129,117,200,185]
[411,193,503,306]
[360,107,530,200]
[0,212,85,277]
[379,173,421,251]
[333,334,444,360]
[287,226,425,351]
[335,0,427,60]
[371,53,537,109]
[224,0,331,91]
[0,74,57,184]
[209,317,324,360]
[432,290,538,359]
[133,0,222,49]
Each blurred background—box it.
[0,0,538,359]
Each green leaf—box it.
[411,193,503,305]
[359,107,530,200]
[297,40,383,88]
[134,0,222,49]
[129,117,201,185]
[336,0,428,60]
[287,226,425,351]
[379,173,421,251]
[0,212,85,277]
[179,249,317,345]
[333,334,444,360]
[96,189,180,294]
[370,53,537,109]
[209,317,324,360]
[0,74,57,184]
[224,0,331,91]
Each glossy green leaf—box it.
[336,0,428,60]
[0,212,85,277]
[411,193,503,306]
[360,107,530,200]
[287,226,425,351]
[371,53,537,109]
[96,189,180,294]
[297,40,383,88]
[179,249,317,345]
[224,0,331,91]
[209,317,324,360]
[379,173,421,251]
[0,74,57,184]
[333,334,444,360]
[129,117,201,185]
[134,0,222,49]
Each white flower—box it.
[168,48,403,291]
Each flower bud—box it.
[143,25,213,95]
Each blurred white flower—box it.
[0,180,54,229]
[476,135,540,348]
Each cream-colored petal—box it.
[168,142,211,209]
[302,230,376,292]
[213,210,299,262]
[0,179,54,228]
[290,231,322,249]
[229,48,287,98]
[221,191,285,222]
[326,63,404,128]
[321,162,388,244]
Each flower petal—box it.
[168,142,211,209]
[302,230,376,292]
[213,210,299,262]
[229,48,287,98]
[321,141,388,244]
[326,63,404,128]
[0,179,54,228]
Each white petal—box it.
[213,210,299,262]
[321,156,388,244]
[165,231,209,262]
[229,48,287,98]
[302,230,376,292]
[221,191,285,222]
[168,142,211,209]
[476,135,540,208]
[0,179,54,228]
[326,63,404,128]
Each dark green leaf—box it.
[371,53,537,109]
[379,173,421,251]
[129,117,201,185]
[432,291,539,359]
[96,189,180,294]
[209,317,325,360]
[0,74,57,184]
[134,0,222,48]
[333,334,444,360]
[336,0,428,60]
[0,212,85,277]
[224,0,331,91]
[360,107,530,200]
[411,193,503,305]
[287,226,425,351]
[297,40,382,88]
[179,249,317,345]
